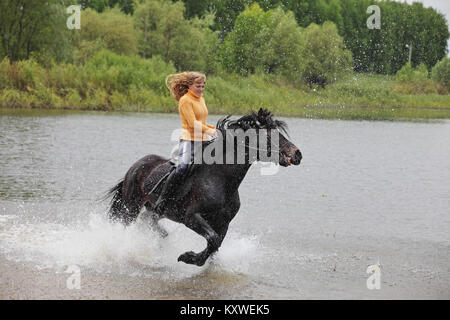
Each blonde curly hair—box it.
[165,71,206,101]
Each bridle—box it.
[218,128,289,155]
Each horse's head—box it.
[218,108,302,167]
[254,108,302,167]
[274,127,302,167]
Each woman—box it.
[154,71,217,214]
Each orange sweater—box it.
[179,89,216,141]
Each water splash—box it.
[0,211,262,280]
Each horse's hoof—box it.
[177,251,196,264]
[178,251,205,266]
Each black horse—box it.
[105,109,302,266]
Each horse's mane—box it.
[216,108,288,136]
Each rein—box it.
[218,128,288,154]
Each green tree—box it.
[84,49,176,94]
[262,7,305,81]
[221,4,306,80]
[72,7,138,63]
[78,0,135,14]
[220,3,274,75]
[432,57,450,86]
[175,0,449,75]
[78,0,110,12]
[109,0,135,14]
[134,0,219,72]
[175,0,213,19]
[338,0,449,74]
[283,0,343,29]
[221,3,351,85]
[300,21,353,86]
[178,0,280,38]
[338,0,371,71]
[199,0,253,38]
[411,4,449,71]
[0,0,72,62]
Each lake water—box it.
[0,109,449,299]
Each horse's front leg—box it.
[178,213,227,266]
[198,223,229,262]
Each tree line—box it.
[0,0,448,85]
[76,0,449,73]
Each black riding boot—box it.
[154,169,182,214]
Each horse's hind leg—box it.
[178,213,226,266]
[144,204,168,238]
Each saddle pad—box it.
[144,161,175,196]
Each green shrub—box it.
[46,63,85,94]
[0,50,176,110]
[392,62,447,94]
[84,89,109,110]
[0,87,63,109]
[85,50,175,94]
[63,88,83,109]
[109,90,128,109]
[391,80,445,95]
[0,57,12,89]
[0,58,46,91]
[73,39,107,65]
[431,57,450,86]
[396,63,429,82]
[0,89,22,107]
[33,87,63,107]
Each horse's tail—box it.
[105,175,141,225]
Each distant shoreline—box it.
[1,73,449,121]
[2,106,450,122]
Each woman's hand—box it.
[209,128,218,139]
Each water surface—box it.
[0,110,449,299]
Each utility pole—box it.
[406,44,412,64]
